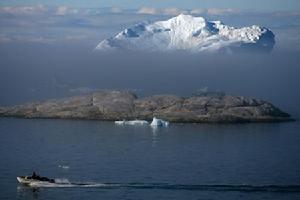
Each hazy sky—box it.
[1,0,300,11]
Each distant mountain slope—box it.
[95,14,275,53]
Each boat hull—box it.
[17,176,34,184]
[17,176,55,185]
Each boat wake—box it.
[25,180,300,193]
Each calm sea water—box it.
[0,118,300,200]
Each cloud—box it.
[162,7,188,16]
[0,5,81,16]
[137,7,157,15]
[18,36,56,44]
[273,10,300,17]
[55,6,68,16]
[190,8,205,15]
[136,6,241,16]
[0,5,47,15]
[206,8,240,15]
[65,35,88,40]
[0,5,242,17]
[0,4,298,50]
[0,35,57,44]
[137,7,188,16]
[110,6,123,13]
[0,34,11,43]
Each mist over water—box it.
[0,43,300,118]
[1,9,300,120]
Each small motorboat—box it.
[17,172,55,185]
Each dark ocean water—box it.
[0,118,300,200]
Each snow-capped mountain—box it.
[95,14,275,53]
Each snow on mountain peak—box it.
[95,14,275,53]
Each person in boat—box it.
[31,171,40,179]
[30,171,55,183]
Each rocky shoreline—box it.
[0,90,293,123]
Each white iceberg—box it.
[115,120,149,126]
[150,117,169,127]
[115,120,126,125]
[115,118,170,127]
[95,14,275,53]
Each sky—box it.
[1,0,300,11]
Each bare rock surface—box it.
[0,90,292,123]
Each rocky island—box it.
[0,90,292,123]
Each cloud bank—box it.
[0,5,299,52]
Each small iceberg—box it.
[150,117,169,127]
[115,118,169,127]
[115,120,126,125]
[115,120,149,126]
